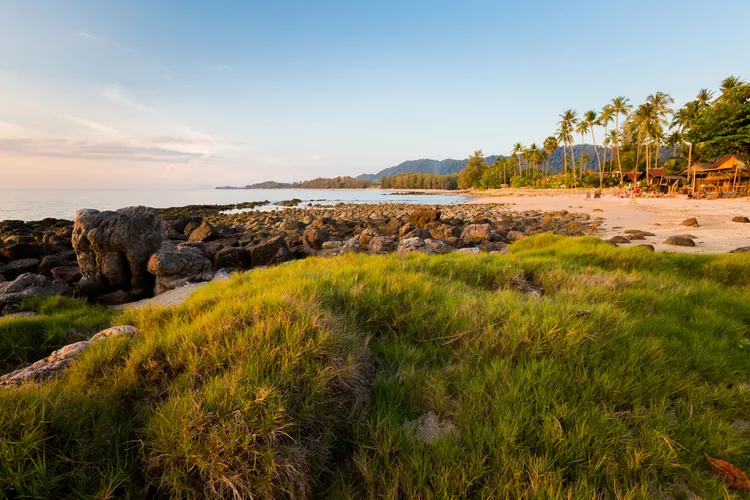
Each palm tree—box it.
[603,129,619,174]
[720,75,745,95]
[599,105,614,177]
[512,142,524,177]
[558,110,578,179]
[696,88,714,108]
[665,130,683,158]
[543,136,558,179]
[610,97,632,185]
[527,143,540,176]
[645,92,674,171]
[575,120,589,183]
[583,110,604,187]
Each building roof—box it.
[711,154,747,170]
[647,169,664,177]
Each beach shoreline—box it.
[470,191,750,253]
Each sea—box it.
[0,189,473,222]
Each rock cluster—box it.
[1,203,599,308]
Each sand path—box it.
[471,193,750,253]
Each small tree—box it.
[458,150,486,189]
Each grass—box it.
[0,296,113,373]
[1,235,749,498]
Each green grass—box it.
[0,296,113,373]
[1,235,749,498]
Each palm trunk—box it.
[570,141,576,184]
[590,125,603,188]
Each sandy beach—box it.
[471,192,750,253]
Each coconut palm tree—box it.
[610,97,632,185]
[575,120,589,183]
[645,92,674,171]
[604,129,619,174]
[512,142,524,176]
[543,136,558,179]
[558,110,578,178]
[583,110,604,187]
[696,88,714,108]
[599,105,614,176]
[720,75,745,95]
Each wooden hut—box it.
[698,155,748,195]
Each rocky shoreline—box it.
[0,203,600,312]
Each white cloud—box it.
[100,85,154,113]
[60,114,120,137]
[73,32,96,39]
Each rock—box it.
[429,224,461,240]
[302,227,329,250]
[51,266,82,284]
[424,238,455,254]
[506,230,526,242]
[0,273,71,309]
[399,223,416,238]
[509,275,544,297]
[608,235,631,244]
[624,229,655,236]
[96,289,138,306]
[38,250,77,273]
[321,240,343,250]
[405,411,457,444]
[0,326,138,387]
[0,257,40,280]
[212,269,231,281]
[680,218,699,227]
[457,247,480,254]
[663,236,695,247]
[147,241,214,295]
[460,224,492,244]
[291,245,319,258]
[367,237,397,254]
[398,237,428,253]
[635,244,655,251]
[248,236,289,267]
[187,221,221,242]
[407,208,440,228]
[730,247,750,253]
[213,247,248,269]
[732,216,750,223]
[72,206,166,298]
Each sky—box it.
[1,0,748,189]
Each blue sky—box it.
[1,0,748,188]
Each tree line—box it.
[380,172,459,190]
[455,75,749,190]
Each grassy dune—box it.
[1,235,750,498]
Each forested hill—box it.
[358,145,610,180]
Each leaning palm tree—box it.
[584,110,604,187]
[610,97,632,185]
[604,129,619,174]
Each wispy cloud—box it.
[100,85,154,113]
[0,138,206,163]
[73,31,96,40]
[59,114,120,137]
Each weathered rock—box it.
[0,273,71,309]
[457,247,480,254]
[38,250,77,273]
[680,218,699,227]
[0,326,138,387]
[732,216,750,223]
[248,235,288,267]
[730,246,750,253]
[187,221,221,242]
[147,241,214,295]
[424,238,455,254]
[663,236,695,247]
[506,230,526,242]
[302,227,329,250]
[0,257,40,280]
[213,247,248,269]
[72,206,166,297]
[368,236,397,254]
[407,208,440,228]
[51,266,82,284]
[398,237,429,254]
[460,224,492,244]
[608,235,631,244]
[635,244,655,251]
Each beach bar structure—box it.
[679,155,748,196]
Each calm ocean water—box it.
[0,189,473,222]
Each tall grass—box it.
[1,236,749,498]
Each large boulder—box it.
[0,273,71,310]
[187,222,220,242]
[663,236,695,247]
[0,258,40,280]
[72,206,166,297]
[147,241,214,295]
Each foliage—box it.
[457,150,486,189]
[380,172,458,190]
[0,296,113,373]
[1,238,750,497]
[686,81,750,164]
[291,176,375,189]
